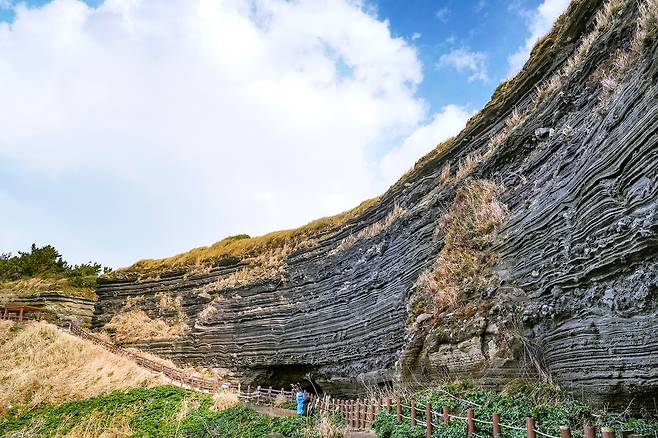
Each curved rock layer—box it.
[96,0,658,405]
[0,292,95,327]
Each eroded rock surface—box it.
[95,0,658,406]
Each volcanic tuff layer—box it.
[96,0,658,406]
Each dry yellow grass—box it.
[455,152,485,180]
[0,276,96,299]
[104,309,189,344]
[332,204,406,254]
[0,321,161,413]
[631,0,658,53]
[439,163,452,185]
[211,391,240,412]
[62,410,134,438]
[272,393,288,408]
[417,180,509,313]
[109,197,380,279]
[104,292,189,344]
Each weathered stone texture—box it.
[95,0,658,405]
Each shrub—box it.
[417,180,509,313]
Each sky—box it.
[0,0,570,268]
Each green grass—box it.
[373,381,658,438]
[0,385,323,438]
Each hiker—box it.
[296,389,305,416]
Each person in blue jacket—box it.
[296,389,306,416]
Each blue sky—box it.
[0,0,569,267]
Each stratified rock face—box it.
[96,0,658,405]
[0,292,95,327]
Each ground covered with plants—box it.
[372,381,658,438]
[0,385,343,438]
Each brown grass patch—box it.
[331,204,405,254]
[211,391,240,412]
[632,0,658,53]
[0,321,161,412]
[62,410,134,438]
[109,197,379,279]
[207,245,292,290]
[455,152,484,180]
[104,309,189,344]
[417,180,509,313]
[0,276,96,300]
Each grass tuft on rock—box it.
[417,180,509,314]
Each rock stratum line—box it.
[94,0,658,407]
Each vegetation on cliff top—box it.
[0,244,109,299]
[108,197,380,280]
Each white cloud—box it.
[0,0,463,267]
[380,105,471,182]
[507,0,570,74]
[435,6,450,22]
[438,48,489,82]
[411,32,421,41]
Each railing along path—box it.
[64,324,646,438]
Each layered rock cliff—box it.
[95,0,658,407]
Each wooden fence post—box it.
[527,417,536,438]
[426,404,433,438]
[396,396,402,423]
[357,400,361,429]
[442,406,449,423]
[493,413,501,436]
[350,400,355,429]
[237,383,241,397]
[268,386,272,402]
[560,426,572,438]
[369,402,375,428]
[467,408,475,435]
[256,386,261,404]
[411,400,417,426]
[602,428,616,438]
[584,425,595,438]
[387,398,392,413]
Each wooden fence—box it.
[306,394,648,438]
[68,323,298,402]
[66,324,647,438]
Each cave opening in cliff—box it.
[255,365,324,395]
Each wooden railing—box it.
[306,395,648,438]
[66,324,647,437]
[68,323,298,402]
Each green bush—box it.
[0,243,110,290]
[373,381,658,438]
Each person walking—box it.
[296,389,306,416]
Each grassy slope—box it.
[0,321,340,437]
[0,321,161,415]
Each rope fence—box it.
[64,323,648,438]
